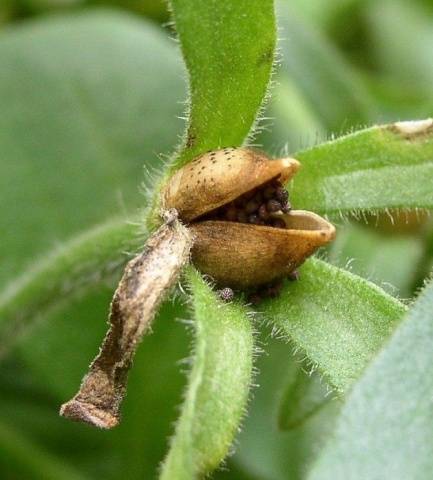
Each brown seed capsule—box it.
[189,210,335,288]
[162,148,335,288]
[162,148,300,222]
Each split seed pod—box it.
[163,148,335,288]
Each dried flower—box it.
[60,210,192,428]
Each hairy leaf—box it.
[291,120,433,214]
[234,335,340,480]
[160,269,254,479]
[169,0,276,168]
[0,11,184,286]
[276,1,375,131]
[328,223,424,297]
[278,365,337,431]
[261,258,406,391]
[0,219,143,358]
[309,276,433,479]
[0,420,88,480]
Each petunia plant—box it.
[1,0,433,479]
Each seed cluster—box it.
[210,178,291,228]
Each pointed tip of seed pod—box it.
[281,210,336,245]
[278,157,301,183]
[60,400,119,429]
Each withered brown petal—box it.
[60,210,192,429]
[163,148,300,222]
[189,211,335,288]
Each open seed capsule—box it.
[162,148,300,222]
[162,148,336,288]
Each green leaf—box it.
[367,0,433,97]
[160,268,254,479]
[0,218,143,358]
[276,1,376,131]
[0,420,88,480]
[261,258,406,391]
[328,223,424,297]
[233,334,340,480]
[168,0,276,168]
[291,120,433,215]
[309,276,433,480]
[262,75,326,152]
[0,10,185,286]
[278,364,337,431]
[0,298,190,479]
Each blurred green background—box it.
[1,0,433,478]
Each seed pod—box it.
[162,148,300,222]
[189,211,335,288]
[162,148,335,288]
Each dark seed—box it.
[258,204,270,220]
[263,186,275,200]
[237,211,248,223]
[248,214,265,225]
[234,197,245,207]
[245,199,260,214]
[218,287,234,302]
[275,186,289,203]
[253,190,263,203]
[266,199,281,212]
[281,201,291,213]
[225,206,238,221]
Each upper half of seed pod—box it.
[162,147,300,223]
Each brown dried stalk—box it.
[60,210,192,429]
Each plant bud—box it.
[162,148,336,288]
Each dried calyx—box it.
[163,147,336,288]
